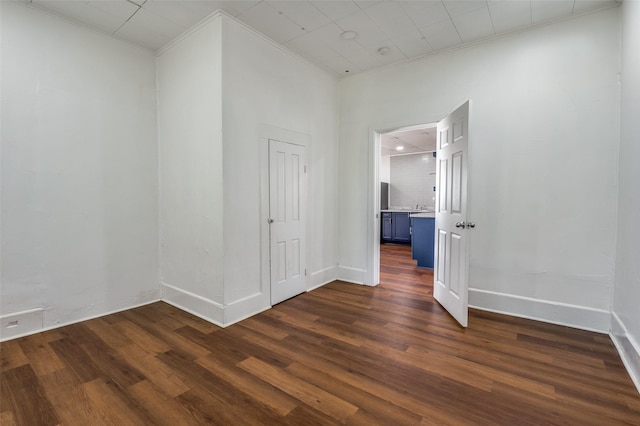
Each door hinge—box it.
[305,268,307,276]
[304,165,307,173]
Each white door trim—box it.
[366,119,441,286]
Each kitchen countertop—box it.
[381,209,433,213]
[410,212,435,218]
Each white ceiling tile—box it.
[359,43,408,68]
[452,6,495,42]
[142,1,210,30]
[334,38,371,59]
[573,0,618,13]
[114,8,186,50]
[348,40,407,71]
[237,2,306,43]
[284,32,355,75]
[310,1,360,21]
[420,19,462,51]
[391,30,434,58]
[363,1,418,38]
[363,1,406,23]
[353,0,384,10]
[295,22,344,45]
[321,54,360,75]
[400,1,450,29]
[113,25,171,51]
[383,127,436,153]
[489,0,531,34]
[213,1,262,16]
[287,22,374,71]
[531,0,575,23]
[266,0,332,32]
[149,1,257,21]
[285,35,340,63]
[335,10,388,48]
[87,1,139,22]
[133,7,188,37]
[397,129,436,149]
[348,53,384,70]
[294,22,369,58]
[442,0,489,17]
[32,1,131,34]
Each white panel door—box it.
[269,139,306,305]
[434,102,470,327]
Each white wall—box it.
[612,0,640,392]
[1,2,159,339]
[221,15,339,322]
[379,155,390,184]
[157,16,225,324]
[156,13,339,326]
[338,8,620,331]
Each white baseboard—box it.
[160,282,224,327]
[223,292,270,327]
[469,288,611,333]
[0,297,162,342]
[611,312,640,394]
[308,265,338,291]
[0,308,44,341]
[336,265,367,285]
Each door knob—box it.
[455,221,466,228]
[268,218,274,224]
[467,222,475,228]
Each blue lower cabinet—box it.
[411,217,435,269]
[392,212,411,243]
[381,212,411,244]
[381,213,393,241]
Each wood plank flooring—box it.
[1,244,639,425]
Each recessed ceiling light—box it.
[340,30,358,41]
[396,146,404,151]
[377,46,390,56]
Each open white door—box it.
[269,139,306,305]
[434,102,470,327]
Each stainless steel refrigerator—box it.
[380,182,389,210]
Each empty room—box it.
[1,0,639,424]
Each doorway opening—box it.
[378,125,438,275]
[368,101,471,327]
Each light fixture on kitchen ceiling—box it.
[377,46,390,56]
[340,30,358,41]
[396,146,404,151]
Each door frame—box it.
[259,125,310,305]
[366,119,440,286]
[366,105,472,288]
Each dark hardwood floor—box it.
[2,244,639,425]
